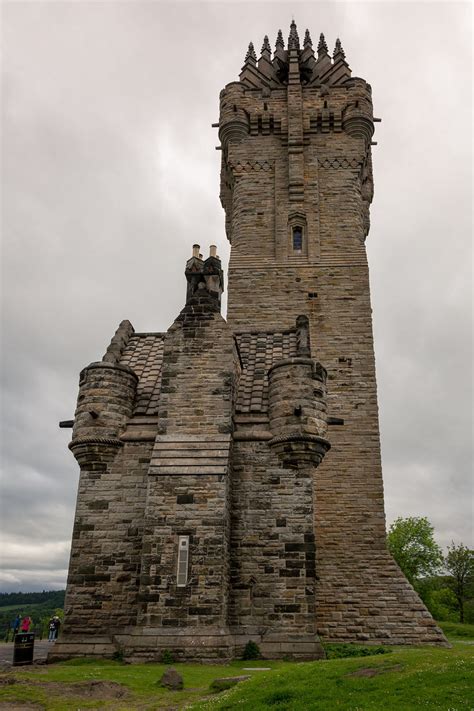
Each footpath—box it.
[0,641,50,665]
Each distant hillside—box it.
[0,591,66,638]
[0,590,65,608]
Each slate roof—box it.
[118,327,298,419]
[235,329,298,414]
[120,333,165,416]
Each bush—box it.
[323,643,391,659]
[242,640,261,660]
[161,649,175,664]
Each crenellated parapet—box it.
[218,20,377,252]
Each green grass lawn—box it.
[0,625,473,710]
[437,620,474,639]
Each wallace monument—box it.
[53,22,446,661]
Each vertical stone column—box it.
[62,361,138,638]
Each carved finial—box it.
[245,42,257,63]
[333,37,346,60]
[288,19,300,50]
[317,32,329,56]
[304,29,312,48]
[275,29,284,50]
[261,35,271,54]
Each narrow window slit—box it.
[293,226,303,252]
[177,536,189,587]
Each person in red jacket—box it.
[20,616,32,633]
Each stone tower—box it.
[52,22,446,663]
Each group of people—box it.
[13,615,32,634]
[3,614,61,642]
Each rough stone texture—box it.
[53,22,447,663]
[159,667,183,690]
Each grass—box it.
[0,625,473,710]
[191,644,474,710]
[437,620,474,639]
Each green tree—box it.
[445,543,474,623]
[387,516,443,587]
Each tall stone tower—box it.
[52,22,446,663]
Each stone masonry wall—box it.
[229,441,324,659]
[134,289,237,657]
[62,440,151,637]
[220,65,447,645]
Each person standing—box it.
[20,616,32,633]
[13,615,21,636]
[52,616,61,640]
[48,617,56,642]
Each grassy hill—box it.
[0,621,472,709]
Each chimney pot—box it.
[192,244,200,258]
[210,245,217,258]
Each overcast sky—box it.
[1,1,472,593]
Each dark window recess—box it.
[308,292,318,299]
[293,226,303,251]
[177,494,194,504]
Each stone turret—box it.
[268,316,330,468]
[70,320,138,465]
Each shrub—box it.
[161,649,175,664]
[323,643,391,659]
[242,640,261,660]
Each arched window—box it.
[292,226,303,252]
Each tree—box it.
[445,543,474,623]
[387,516,443,587]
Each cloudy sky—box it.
[1,1,472,592]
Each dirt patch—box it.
[45,680,130,700]
[348,664,403,678]
[0,677,130,701]
[0,704,45,710]
[0,677,17,687]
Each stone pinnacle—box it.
[317,32,329,55]
[245,42,257,63]
[275,29,284,50]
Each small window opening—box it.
[293,226,303,252]
[324,100,328,109]
[264,102,268,111]
[177,536,189,587]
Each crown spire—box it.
[288,19,300,50]
[275,29,284,50]
[317,32,329,56]
[244,42,257,64]
[333,37,346,60]
[304,29,313,48]
[261,35,271,54]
